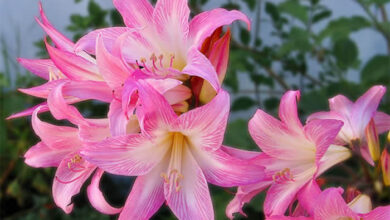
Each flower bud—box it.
[381,147,390,186]
[365,118,380,162]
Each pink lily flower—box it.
[269,187,390,220]
[227,91,351,218]
[24,108,121,214]
[81,80,265,219]
[76,0,251,92]
[307,85,390,165]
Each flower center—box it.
[55,154,87,184]
[48,68,65,81]
[161,132,186,194]
[272,168,294,183]
[137,52,186,74]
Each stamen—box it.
[150,53,159,71]
[272,168,294,183]
[169,54,175,68]
[140,57,151,72]
[158,54,164,68]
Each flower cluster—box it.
[9,0,390,219]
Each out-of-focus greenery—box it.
[1,0,390,219]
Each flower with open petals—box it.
[81,81,264,220]
[308,85,390,165]
[227,91,351,218]
[24,108,121,214]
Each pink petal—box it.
[296,180,321,216]
[7,102,49,119]
[268,216,312,220]
[118,163,166,220]
[177,90,229,151]
[360,144,375,166]
[374,112,390,134]
[303,119,344,163]
[351,85,386,138]
[96,34,130,89]
[163,84,192,105]
[17,58,54,80]
[37,2,74,52]
[165,148,214,220]
[81,134,169,176]
[76,27,129,54]
[45,39,101,81]
[79,119,111,142]
[317,144,351,176]
[220,145,261,160]
[329,94,353,118]
[313,188,359,220]
[19,80,66,98]
[249,109,313,160]
[108,100,129,136]
[153,0,190,50]
[360,206,390,220]
[31,107,81,150]
[47,82,89,126]
[87,169,122,214]
[279,90,303,132]
[62,80,113,103]
[113,31,156,63]
[183,47,220,92]
[52,158,95,214]
[113,0,153,28]
[189,8,250,48]
[24,142,72,168]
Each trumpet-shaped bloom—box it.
[227,91,351,218]
[81,80,265,220]
[76,0,250,92]
[269,187,390,220]
[24,108,121,214]
[307,85,390,165]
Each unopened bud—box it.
[381,148,390,186]
[365,118,380,162]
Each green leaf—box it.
[278,0,308,23]
[332,38,358,69]
[221,3,240,10]
[312,9,332,23]
[265,2,280,22]
[361,55,390,85]
[223,119,257,150]
[240,28,251,45]
[232,97,256,111]
[319,16,371,42]
[367,0,390,5]
[243,0,256,10]
[264,97,280,111]
[279,27,311,55]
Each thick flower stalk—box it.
[227,91,351,218]
[81,81,265,220]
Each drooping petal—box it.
[374,111,390,134]
[351,85,386,138]
[118,161,166,220]
[52,158,95,214]
[191,144,264,187]
[113,0,153,28]
[303,119,344,163]
[313,188,359,220]
[189,8,250,48]
[279,90,303,132]
[108,100,129,136]
[19,80,65,98]
[17,58,54,80]
[249,109,313,160]
[96,34,130,89]
[177,90,229,151]
[329,94,354,118]
[87,169,122,215]
[81,134,169,176]
[79,119,111,142]
[24,142,72,168]
[165,147,214,220]
[360,206,390,220]
[182,47,220,92]
[7,102,50,119]
[76,27,129,54]
[296,180,321,216]
[46,39,102,81]
[31,107,81,150]
[62,80,113,103]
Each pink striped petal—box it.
[118,163,165,220]
[81,134,169,176]
[329,95,354,118]
[76,27,129,54]
[360,206,390,220]
[19,80,66,98]
[87,169,122,215]
[79,119,110,142]
[279,91,303,132]
[351,85,386,138]
[62,80,112,103]
[220,145,261,160]
[189,8,250,48]
[192,145,264,187]
[46,40,101,81]
[108,100,128,136]
[7,102,49,119]
[163,84,191,105]
[96,34,130,89]
[177,90,229,151]
[374,112,390,134]
[53,159,95,214]
[31,108,80,150]
[165,148,214,220]
[183,47,220,92]
[24,142,72,168]
[296,180,321,216]
[17,58,54,80]
[113,0,153,28]
[317,144,351,176]
[37,2,74,52]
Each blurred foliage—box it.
[2,0,390,219]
